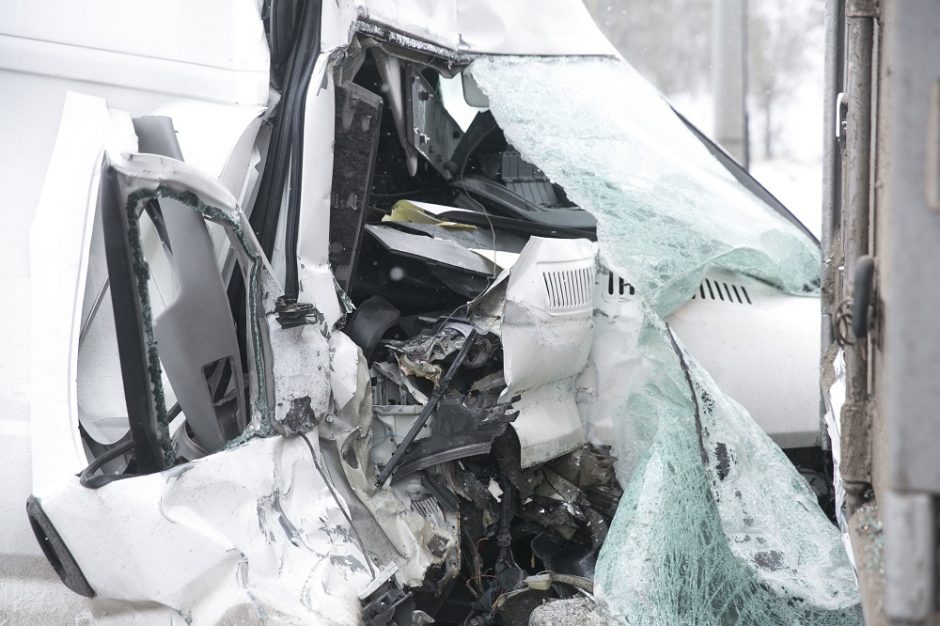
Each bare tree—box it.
[748,2,823,158]
[583,0,823,160]
[584,0,711,95]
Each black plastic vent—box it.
[542,267,594,312]
[691,278,752,304]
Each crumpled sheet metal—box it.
[386,322,477,388]
[510,379,585,469]
[39,436,375,625]
[326,332,460,587]
[469,56,820,318]
[472,56,860,623]
[266,320,333,436]
[823,348,855,570]
[576,284,646,454]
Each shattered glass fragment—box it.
[591,315,860,625]
[469,56,820,317]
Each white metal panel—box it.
[295,58,345,327]
[668,270,822,448]
[323,0,618,57]
[29,93,133,494]
[40,436,374,623]
[501,237,597,395]
[0,1,269,105]
[512,379,586,469]
[454,0,618,56]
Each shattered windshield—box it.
[470,56,858,625]
[469,55,820,316]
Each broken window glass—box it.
[470,56,860,624]
[469,56,820,317]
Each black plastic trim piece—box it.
[455,176,597,231]
[329,83,384,290]
[26,496,95,598]
[671,107,820,247]
[248,0,322,300]
[445,110,500,179]
[264,0,302,91]
[375,330,479,487]
[344,295,400,359]
[79,438,135,489]
[852,255,875,339]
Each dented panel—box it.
[15,4,859,625]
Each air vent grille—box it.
[542,267,594,312]
[691,278,752,305]
[412,497,446,527]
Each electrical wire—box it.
[418,200,499,347]
[283,0,322,299]
[297,431,377,579]
[79,438,135,489]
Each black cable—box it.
[249,0,319,258]
[283,0,322,299]
[79,403,181,489]
[297,432,376,578]
[375,329,479,487]
[232,0,320,377]
[79,439,135,489]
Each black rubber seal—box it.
[99,165,170,473]
[26,496,95,597]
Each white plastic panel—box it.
[512,379,585,469]
[667,269,821,448]
[501,237,597,395]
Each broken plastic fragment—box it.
[383,199,478,230]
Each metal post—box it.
[820,0,845,451]
[844,0,874,286]
[839,0,876,513]
[878,1,940,620]
[712,0,749,167]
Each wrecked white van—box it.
[2,1,859,624]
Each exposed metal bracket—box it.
[846,0,878,18]
[836,92,848,144]
[840,401,872,514]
